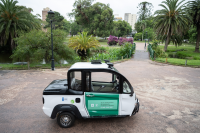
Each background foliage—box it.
[11,29,76,63]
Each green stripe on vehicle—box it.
[85,92,119,116]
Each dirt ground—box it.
[0,43,200,133]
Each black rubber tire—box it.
[57,112,75,128]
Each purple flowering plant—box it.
[127,38,133,44]
[118,37,128,46]
[107,35,118,46]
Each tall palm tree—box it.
[139,20,147,41]
[187,0,200,53]
[154,0,190,52]
[0,0,40,50]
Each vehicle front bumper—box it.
[132,98,139,115]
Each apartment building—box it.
[124,13,137,30]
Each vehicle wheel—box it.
[57,112,75,128]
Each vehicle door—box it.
[67,70,88,117]
[84,71,120,117]
[120,77,135,116]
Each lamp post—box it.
[48,10,55,71]
[145,31,147,47]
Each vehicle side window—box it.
[123,81,131,93]
[90,72,119,93]
[70,71,82,91]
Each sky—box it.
[17,0,190,20]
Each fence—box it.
[148,44,155,59]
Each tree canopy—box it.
[113,20,132,37]
[70,21,81,35]
[44,11,70,33]
[70,0,114,37]
[154,0,190,51]
[0,0,41,51]
[11,29,76,63]
[137,1,153,21]
[187,0,200,52]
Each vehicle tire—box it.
[57,112,75,128]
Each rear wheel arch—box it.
[51,104,82,119]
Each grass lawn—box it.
[158,45,200,60]
[156,58,200,66]
[99,42,108,45]
[153,44,200,67]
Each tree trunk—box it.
[45,51,49,63]
[164,32,171,52]
[142,31,143,41]
[195,25,200,53]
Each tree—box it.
[0,0,41,51]
[144,28,156,41]
[188,26,197,43]
[134,21,143,33]
[44,11,65,30]
[137,1,153,21]
[154,0,190,51]
[11,29,76,64]
[68,31,100,59]
[139,20,147,41]
[70,0,114,37]
[113,20,132,37]
[62,19,70,33]
[187,0,200,52]
[70,21,81,35]
[134,32,142,41]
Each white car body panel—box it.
[120,93,136,116]
[43,95,89,117]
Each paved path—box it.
[132,43,149,61]
[0,42,200,133]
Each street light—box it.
[145,31,147,47]
[48,10,55,71]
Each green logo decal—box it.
[71,100,74,104]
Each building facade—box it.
[42,7,50,21]
[114,17,122,21]
[124,13,137,30]
[42,7,50,32]
[113,14,122,21]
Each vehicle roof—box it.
[69,62,110,70]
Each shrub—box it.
[118,37,128,46]
[11,29,77,64]
[89,43,135,61]
[107,35,118,46]
[151,39,159,50]
[91,46,107,53]
[134,32,142,40]
[68,31,100,59]
[127,38,133,44]
[154,47,168,58]
[119,43,133,57]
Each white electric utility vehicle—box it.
[42,60,139,128]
